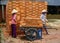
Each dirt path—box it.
[3,29,60,43]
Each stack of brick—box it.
[6,0,47,36]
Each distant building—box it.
[47,0,60,14]
[47,0,60,6]
[0,0,8,22]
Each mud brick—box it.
[28,12,32,14]
[21,14,25,16]
[19,6,23,8]
[20,1,25,6]
[20,10,25,13]
[12,3,16,6]
[8,2,12,6]
[28,4,32,6]
[21,17,25,20]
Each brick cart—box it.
[6,0,47,41]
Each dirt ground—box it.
[2,28,60,43]
[2,19,60,43]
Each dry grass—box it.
[47,14,60,19]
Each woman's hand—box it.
[46,19,48,23]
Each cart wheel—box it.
[25,28,38,41]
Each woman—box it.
[40,9,48,35]
[11,9,18,38]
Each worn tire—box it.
[25,28,38,41]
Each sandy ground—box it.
[2,19,60,43]
[3,28,60,43]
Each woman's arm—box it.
[40,15,45,22]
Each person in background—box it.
[11,9,18,38]
[40,9,49,35]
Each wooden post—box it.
[2,5,5,21]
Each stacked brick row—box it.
[6,1,47,36]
